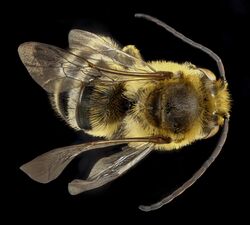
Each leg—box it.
[122,45,143,59]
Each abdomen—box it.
[76,82,129,138]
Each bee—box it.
[18,14,231,211]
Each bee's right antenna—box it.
[135,13,229,212]
[134,13,226,82]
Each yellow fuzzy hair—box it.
[123,61,205,150]
[215,80,231,122]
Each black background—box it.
[6,0,249,223]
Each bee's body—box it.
[50,43,230,151]
[18,14,231,211]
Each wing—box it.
[20,140,136,184]
[18,30,158,93]
[20,138,159,184]
[68,29,155,73]
[68,143,154,195]
[18,42,85,93]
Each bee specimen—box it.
[18,14,230,211]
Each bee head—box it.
[200,68,231,138]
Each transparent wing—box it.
[68,29,155,73]
[18,42,97,93]
[18,31,158,93]
[20,140,141,184]
[68,143,153,195]
[20,137,161,184]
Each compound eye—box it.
[199,68,216,81]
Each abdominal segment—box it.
[77,82,130,138]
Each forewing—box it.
[18,42,88,93]
[20,140,134,184]
[18,40,156,94]
[68,143,153,195]
[69,29,155,73]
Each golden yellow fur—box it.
[123,61,205,150]
[74,44,231,151]
[49,41,231,152]
[214,81,231,121]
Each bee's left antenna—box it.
[134,13,226,82]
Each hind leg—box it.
[122,45,143,60]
